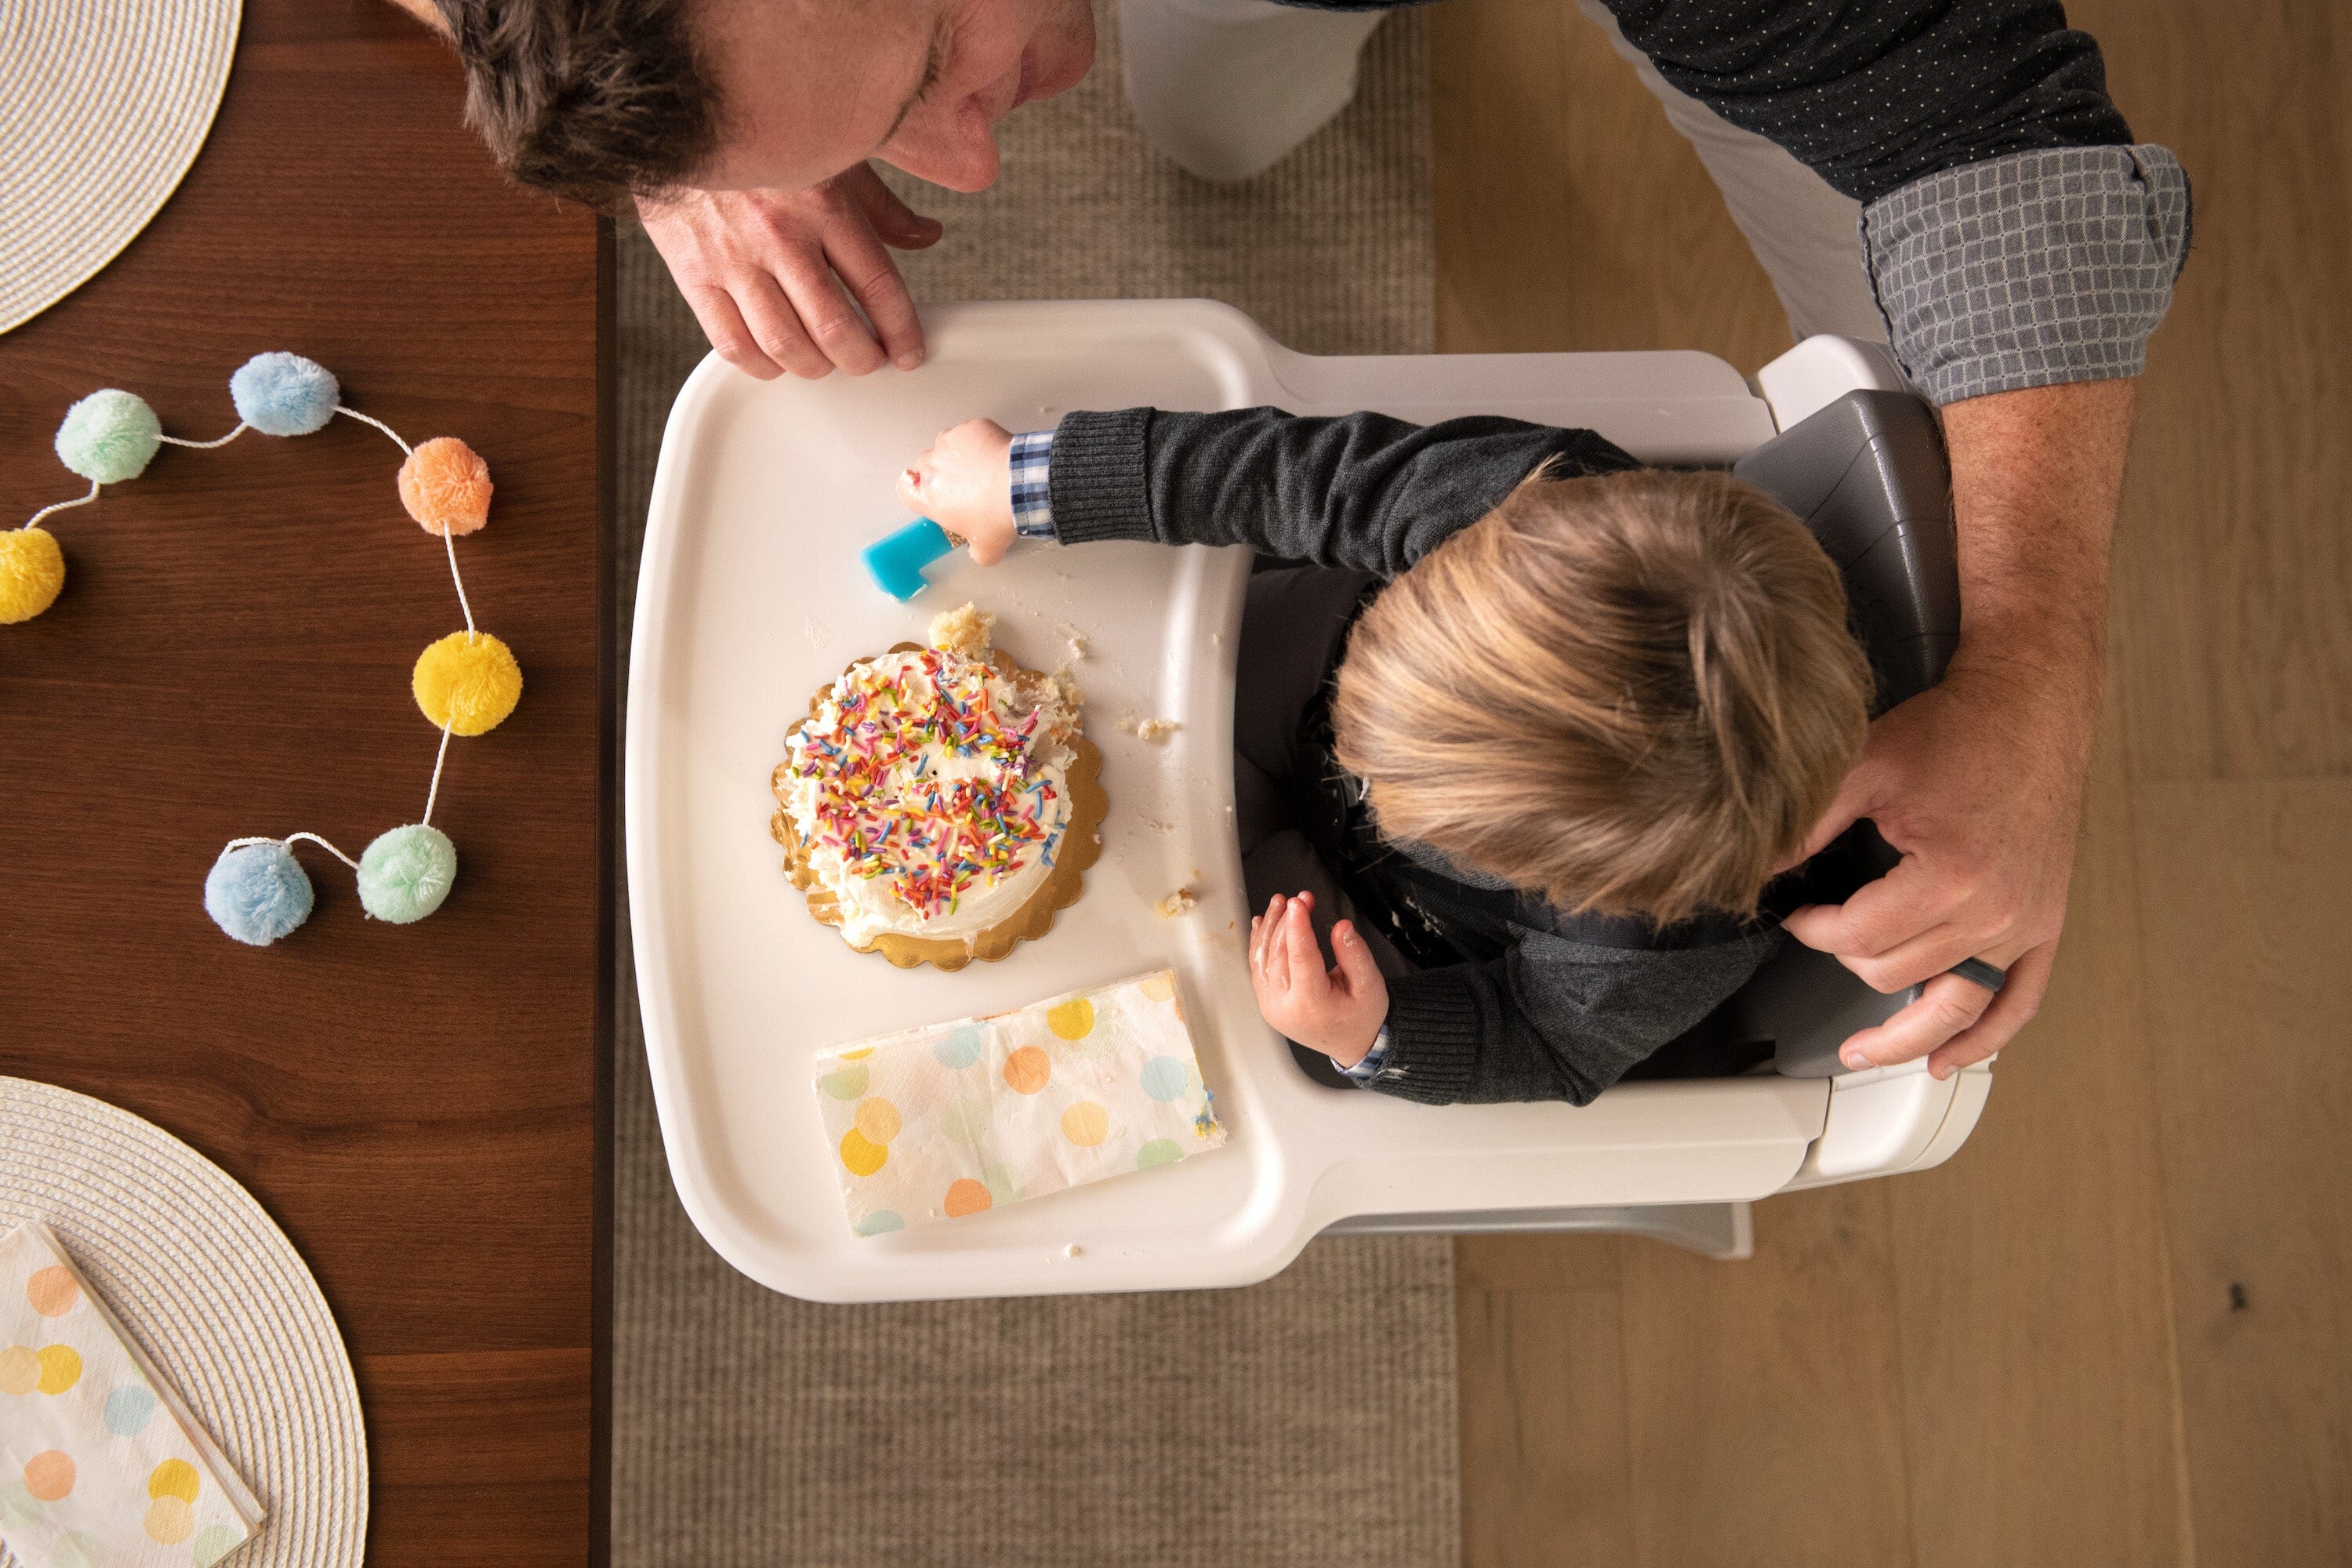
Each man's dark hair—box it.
[437,1,721,211]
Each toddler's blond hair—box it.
[1330,467,1871,925]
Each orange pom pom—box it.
[397,437,492,536]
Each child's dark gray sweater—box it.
[1033,405,1787,1105]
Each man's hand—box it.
[1784,376,2136,1080]
[1249,892,1388,1067]
[1784,659,2089,1076]
[897,419,1018,564]
[637,164,942,380]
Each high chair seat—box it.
[627,301,1993,1302]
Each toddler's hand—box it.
[1249,891,1388,1067]
[898,418,1017,565]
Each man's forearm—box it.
[1779,374,2138,1073]
[1938,377,2136,728]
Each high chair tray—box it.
[628,299,1831,1302]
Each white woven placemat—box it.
[0,0,243,334]
[0,1077,366,1568]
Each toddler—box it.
[901,406,1870,1103]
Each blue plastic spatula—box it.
[862,517,955,601]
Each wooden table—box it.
[0,5,606,1563]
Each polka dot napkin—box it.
[0,1221,262,1568]
[814,969,1227,1236]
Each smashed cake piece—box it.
[927,600,996,656]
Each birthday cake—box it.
[770,605,1105,970]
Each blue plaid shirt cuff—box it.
[1010,429,1056,539]
[1339,1026,1390,1087]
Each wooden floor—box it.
[1432,4,2352,1564]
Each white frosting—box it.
[777,647,1080,949]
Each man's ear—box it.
[384,0,452,40]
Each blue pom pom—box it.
[358,823,456,924]
[56,390,162,484]
[205,842,315,946]
[230,352,340,437]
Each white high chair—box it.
[626,301,1993,1301]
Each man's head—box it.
[1330,468,1873,926]
[439,0,1096,209]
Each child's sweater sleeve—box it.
[1047,407,1638,574]
[1360,928,1784,1105]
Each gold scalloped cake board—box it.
[770,644,1107,972]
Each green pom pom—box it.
[358,823,457,924]
[55,390,163,484]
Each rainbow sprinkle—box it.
[782,648,1064,919]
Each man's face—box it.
[693,0,1097,194]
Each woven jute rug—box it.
[612,5,1455,1564]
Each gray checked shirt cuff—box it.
[1863,143,2192,406]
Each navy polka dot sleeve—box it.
[1595,0,2133,203]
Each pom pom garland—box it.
[200,812,463,942]
[203,842,316,946]
[55,390,163,484]
[413,630,523,735]
[0,527,66,624]
[13,352,521,942]
[398,437,494,535]
[230,351,340,436]
[358,824,459,924]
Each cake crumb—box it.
[1062,1242,1083,1259]
[1136,816,1177,837]
[1055,622,1091,662]
[1051,669,1085,707]
[928,601,995,655]
[1120,714,1180,742]
[1156,887,1196,919]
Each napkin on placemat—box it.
[0,1221,263,1568]
[814,969,1226,1235]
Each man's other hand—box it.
[1784,659,2088,1080]
[637,164,942,379]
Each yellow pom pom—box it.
[412,630,522,735]
[397,437,493,537]
[0,528,67,624]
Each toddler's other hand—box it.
[1249,891,1388,1068]
[898,418,1017,565]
